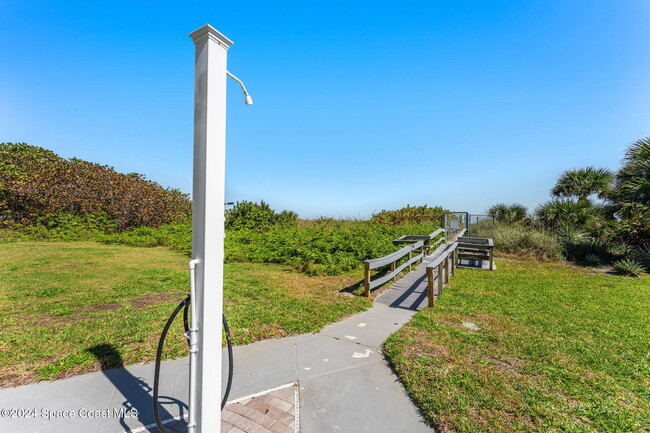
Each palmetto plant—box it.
[634,245,650,272]
[613,259,645,277]
[487,203,528,223]
[556,224,589,243]
[535,199,601,228]
[551,167,614,202]
[612,137,650,219]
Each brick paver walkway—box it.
[140,384,298,433]
[221,386,296,433]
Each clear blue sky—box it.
[2,1,649,218]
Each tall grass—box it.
[472,220,563,260]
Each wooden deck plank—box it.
[374,258,440,311]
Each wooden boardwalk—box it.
[374,258,439,311]
[374,255,491,311]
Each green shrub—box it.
[98,218,436,276]
[613,259,645,277]
[583,254,602,265]
[99,219,192,254]
[0,142,191,230]
[371,205,447,226]
[606,242,634,258]
[615,217,650,247]
[225,221,436,275]
[563,239,609,262]
[225,200,297,232]
[634,245,650,272]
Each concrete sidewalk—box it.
[0,303,433,433]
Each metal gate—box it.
[439,212,495,237]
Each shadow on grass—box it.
[338,278,365,295]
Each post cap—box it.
[189,24,233,48]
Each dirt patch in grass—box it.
[129,292,181,309]
[79,302,120,313]
[261,268,363,298]
[479,353,524,376]
[33,315,79,326]
[27,303,121,327]
[400,329,451,360]
[0,367,39,388]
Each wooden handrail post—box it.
[437,263,444,295]
[364,263,370,297]
[408,250,413,271]
[444,256,449,283]
[391,261,397,282]
[489,247,494,271]
[451,250,456,276]
[427,267,435,307]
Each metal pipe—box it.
[187,259,200,433]
[226,71,253,105]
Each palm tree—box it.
[551,167,613,202]
[487,203,528,223]
[613,137,650,218]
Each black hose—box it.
[153,296,189,433]
[222,314,234,410]
[153,296,234,433]
[182,301,190,348]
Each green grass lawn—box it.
[0,242,369,387]
[384,258,650,433]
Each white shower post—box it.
[188,24,232,433]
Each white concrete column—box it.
[189,24,233,433]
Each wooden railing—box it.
[457,237,495,270]
[363,241,425,297]
[392,229,446,255]
[425,242,460,307]
[446,228,466,243]
[362,228,485,299]
[425,234,494,307]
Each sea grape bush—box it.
[100,219,192,253]
[96,220,435,275]
[224,221,435,275]
[99,218,437,276]
[371,204,447,225]
[0,143,191,230]
[225,200,297,232]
